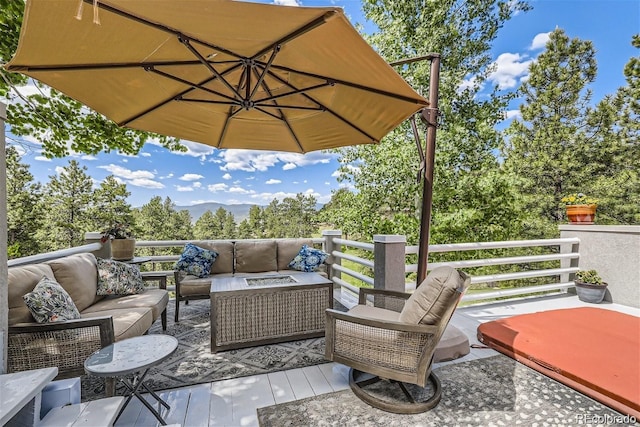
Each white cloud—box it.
[282,163,297,170]
[229,186,255,194]
[97,164,164,188]
[222,173,232,180]
[193,182,202,188]
[530,32,551,50]
[208,183,229,192]
[129,178,165,189]
[505,110,521,120]
[81,155,97,160]
[274,0,300,5]
[141,152,151,157]
[34,156,52,162]
[251,188,320,202]
[487,53,532,90]
[218,150,334,172]
[176,185,194,192]
[265,179,282,185]
[179,173,204,181]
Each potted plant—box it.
[101,224,136,261]
[574,269,608,303]
[561,193,598,224]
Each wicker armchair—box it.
[325,266,470,414]
[8,316,117,394]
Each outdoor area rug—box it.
[82,299,332,401]
[478,307,640,418]
[257,354,636,427]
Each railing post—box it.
[322,230,342,284]
[373,235,406,292]
[1,102,7,373]
[84,232,112,259]
[560,238,580,285]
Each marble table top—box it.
[84,335,178,377]
[0,367,58,425]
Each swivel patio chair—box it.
[325,266,471,414]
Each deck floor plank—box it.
[301,366,333,396]
[267,371,296,404]
[318,363,350,392]
[283,368,314,400]
[182,383,213,427]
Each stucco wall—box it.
[559,225,640,308]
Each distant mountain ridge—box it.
[175,202,260,223]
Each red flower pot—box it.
[566,204,597,224]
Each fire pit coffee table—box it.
[84,335,178,425]
[210,273,333,352]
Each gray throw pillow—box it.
[97,258,145,295]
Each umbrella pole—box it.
[416,55,441,286]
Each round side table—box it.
[85,335,178,425]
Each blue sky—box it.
[6,0,639,208]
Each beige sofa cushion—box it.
[195,241,234,274]
[81,307,153,341]
[81,289,169,321]
[8,264,56,325]
[235,240,277,273]
[276,238,314,271]
[399,266,470,325]
[47,253,100,313]
[348,305,401,322]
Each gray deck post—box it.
[1,102,7,373]
[373,235,406,292]
[322,230,342,285]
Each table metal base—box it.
[113,369,170,425]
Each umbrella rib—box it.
[85,0,245,60]
[149,67,238,103]
[180,38,243,101]
[249,46,280,101]
[252,69,305,152]
[254,82,332,104]
[258,62,428,106]
[120,62,243,126]
[250,11,337,61]
[261,67,378,142]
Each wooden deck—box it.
[113,293,639,426]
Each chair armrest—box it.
[8,316,115,379]
[325,309,438,379]
[358,288,411,313]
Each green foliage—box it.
[0,0,185,157]
[575,269,604,285]
[6,145,44,257]
[88,175,133,232]
[193,210,219,240]
[262,194,319,238]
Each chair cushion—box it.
[235,240,277,273]
[348,305,401,322]
[399,266,469,325]
[23,277,81,323]
[8,263,56,325]
[81,308,153,341]
[288,245,329,272]
[175,243,218,278]
[195,241,234,274]
[82,289,169,321]
[276,238,313,271]
[96,258,145,295]
[47,253,99,313]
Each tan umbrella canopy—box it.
[6,0,439,283]
[6,0,427,153]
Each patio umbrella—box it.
[5,0,437,282]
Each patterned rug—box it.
[82,299,334,401]
[257,355,636,427]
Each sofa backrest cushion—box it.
[47,253,99,312]
[398,266,470,325]
[235,240,277,273]
[276,238,314,271]
[8,263,56,325]
[196,241,234,274]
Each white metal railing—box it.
[7,234,580,307]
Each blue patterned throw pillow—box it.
[96,258,145,295]
[175,243,218,278]
[23,277,81,323]
[288,245,329,272]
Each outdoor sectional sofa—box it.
[7,253,169,383]
[173,238,329,321]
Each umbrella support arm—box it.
[416,55,441,286]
